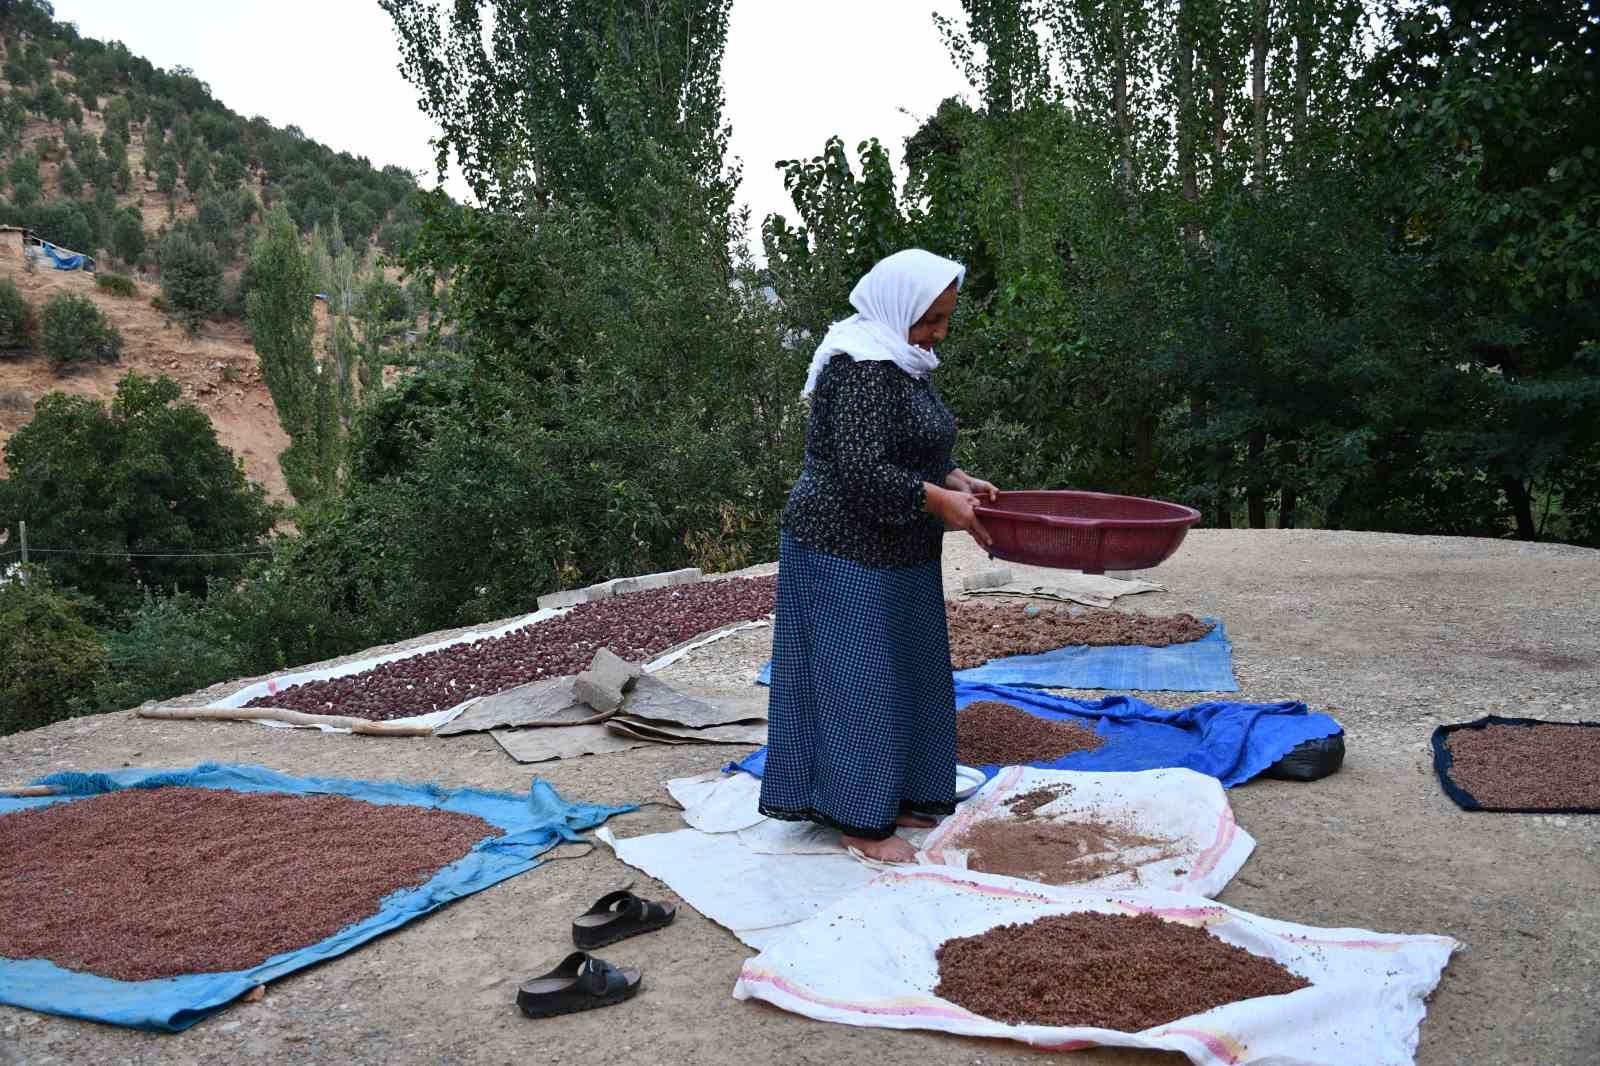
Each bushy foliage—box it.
[29,197,93,253]
[157,227,223,331]
[93,563,375,711]
[0,374,275,616]
[39,292,120,369]
[0,569,107,736]
[94,271,137,297]
[310,195,801,633]
[110,208,144,264]
[0,277,35,355]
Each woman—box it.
[758,248,998,863]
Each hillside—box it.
[0,1,427,503]
[0,252,294,497]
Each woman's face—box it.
[908,283,958,351]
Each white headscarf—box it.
[800,248,967,398]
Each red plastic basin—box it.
[973,490,1200,574]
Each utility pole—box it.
[18,520,25,565]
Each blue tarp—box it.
[757,617,1238,693]
[40,242,86,271]
[0,763,632,1032]
[728,681,1342,788]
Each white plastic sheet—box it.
[210,606,569,731]
[209,610,765,734]
[734,867,1459,1066]
[607,767,1253,948]
[921,766,1254,898]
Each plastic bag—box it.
[1262,732,1345,781]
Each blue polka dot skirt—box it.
[757,532,957,840]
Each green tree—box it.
[0,374,275,617]
[1368,0,1600,543]
[384,0,738,244]
[155,150,177,199]
[157,227,224,332]
[55,157,81,196]
[32,79,64,121]
[246,204,325,503]
[0,277,36,356]
[102,94,131,140]
[0,95,26,149]
[39,291,121,369]
[7,149,39,196]
[30,198,94,252]
[213,149,245,192]
[184,143,212,197]
[0,570,107,736]
[99,128,126,172]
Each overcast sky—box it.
[51,1,974,240]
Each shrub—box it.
[30,199,94,253]
[111,209,145,264]
[0,278,36,355]
[95,272,137,298]
[39,292,121,369]
[157,229,223,331]
[56,158,81,197]
[0,569,108,737]
[93,590,247,711]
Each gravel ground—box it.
[2,529,1597,1066]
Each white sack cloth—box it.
[734,868,1459,1066]
[920,766,1254,898]
[607,768,1253,948]
[800,248,966,398]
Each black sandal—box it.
[516,952,641,1018]
[572,889,678,949]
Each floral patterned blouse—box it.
[783,353,958,568]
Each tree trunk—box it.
[1177,0,1199,242]
[1111,0,1136,197]
[1210,57,1225,165]
[1278,440,1299,528]
[1503,477,1537,540]
[1251,0,1268,186]
[1292,0,1311,173]
[1134,411,1158,498]
[1247,429,1268,528]
[1213,482,1233,528]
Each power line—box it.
[22,547,272,560]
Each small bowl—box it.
[954,765,985,801]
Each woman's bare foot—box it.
[841,833,917,863]
[895,813,938,828]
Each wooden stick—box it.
[135,704,436,737]
[0,785,60,797]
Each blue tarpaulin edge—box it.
[757,617,1238,693]
[0,763,633,1032]
[728,682,1342,789]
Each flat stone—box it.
[962,567,1013,591]
[535,588,586,611]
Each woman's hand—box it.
[925,484,993,548]
[945,468,1001,504]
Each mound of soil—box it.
[944,815,1178,885]
[0,787,494,981]
[935,912,1310,1030]
[956,700,1105,767]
